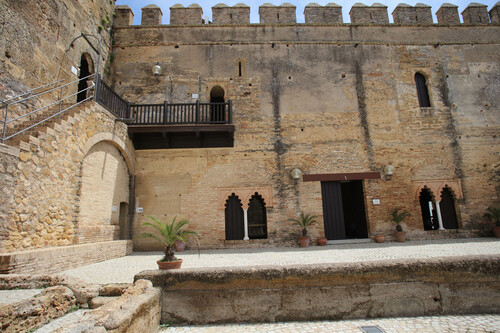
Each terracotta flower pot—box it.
[157,259,183,270]
[175,240,185,252]
[317,237,327,246]
[395,231,406,242]
[374,234,385,243]
[298,236,311,247]
[494,226,500,238]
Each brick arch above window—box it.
[218,186,273,209]
[412,179,463,201]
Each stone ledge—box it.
[0,143,20,157]
[135,255,500,324]
[0,240,133,274]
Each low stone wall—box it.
[136,255,500,324]
[0,278,159,333]
[0,240,132,274]
[49,280,161,333]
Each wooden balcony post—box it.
[196,99,200,124]
[163,100,168,124]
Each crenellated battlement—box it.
[113,2,500,27]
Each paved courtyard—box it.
[58,238,500,284]
[159,315,500,333]
[5,238,499,332]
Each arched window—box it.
[419,187,438,230]
[77,53,93,103]
[225,193,244,240]
[414,72,431,107]
[439,186,459,229]
[210,85,225,123]
[248,193,267,239]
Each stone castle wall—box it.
[111,23,499,249]
[113,2,500,26]
[0,103,134,252]
[0,0,114,108]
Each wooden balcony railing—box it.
[130,100,232,126]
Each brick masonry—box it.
[111,23,499,250]
[0,240,132,274]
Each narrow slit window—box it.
[238,62,242,77]
[415,72,431,107]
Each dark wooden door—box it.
[341,181,368,239]
[248,194,267,239]
[321,181,346,240]
[440,188,458,229]
[225,194,244,240]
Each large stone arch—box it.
[78,133,134,243]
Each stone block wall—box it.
[259,3,297,24]
[304,3,343,24]
[0,103,134,252]
[170,4,203,25]
[137,255,500,324]
[462,3,489,24]
[114,5,134,27]
[392,4,433,24]
[490,3,500,23]
[212,3,250,24]
[0,0,114,110]
[141,4,162,26]
[436,4,460,24]
[349,3,390,24]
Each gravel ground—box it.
[159,314,500,333]
[58,238,500,285]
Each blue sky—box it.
[114,0,497,24]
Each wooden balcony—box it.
[127,100,234,149]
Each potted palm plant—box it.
[140,216,199,269]
[484,206,500,238]
[289,212,318,247]
[391,209,411,242]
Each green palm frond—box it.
[391,209,411,224]
[484,206,500,226]
[140,215,199,248]
[289,212,318,236]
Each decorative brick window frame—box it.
[412,179,463,200]
[218,186,273,209]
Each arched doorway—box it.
[225,193,244,240]
[77,53,93,103]
[79,141,130,243]
[210,85,225,123]
[440,187,459,229]
[248,193,267,239]
[419,187,438,230]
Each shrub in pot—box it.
[392,209,411,242]
[484,206,500,238]
[140,216,199,269]
[289,212,318,247]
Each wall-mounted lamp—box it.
[152,62,161,82]
[291,168,302,184]
[384,164,395,181]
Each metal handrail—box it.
[1,73,96,143]
[0,78,65,105]
[5,73,95,106]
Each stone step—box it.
[89,296,119,309]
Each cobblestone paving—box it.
[0,289,43,305]
[58,238,500,285]
[159,314,500,333]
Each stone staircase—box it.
[2,102,91,147]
